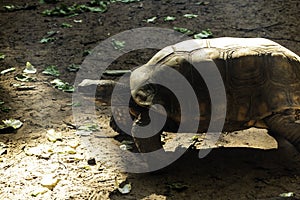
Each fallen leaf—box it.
[1,119,23,129]
[23,62,37,74]
[31,187,48,197]
[196,1,210,5]
[118,183,132,194]
[73,19,83,23]
[166,182,188,192]
[193,29,213,39]
[40,37,56,43]
[51,79,74,92]
[15,74,36,82]
[173,27,194,35]
[1,67,15,75]
[42,65,60,77]
[164,16,176,21]
[111,39,126,50]
[115,0,140,3]
[40,174,60,190]
[143,16,157,23]
[120,140,134,150]
[279,192,295,197]
[67,64,80,72]
[46,129,62,142]
[0,53,5,60]
[78,123,100,132]
[76,130,92,136]
[61,22,73,28]
[183,14,198,18]
[83,50,91,56]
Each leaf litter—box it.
[0,67,15,75]
[0,119,23,130]
[111,39,126,50]
[42,65,60,77]
[51,79,74,92]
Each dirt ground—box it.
[0,0,300,199]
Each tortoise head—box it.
[130,64,156,108]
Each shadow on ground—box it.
[110,146,300,200]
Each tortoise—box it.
[81,37,300,154]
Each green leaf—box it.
[67,64,80,72]
[89,0,108,6]
[83,50,91,56]
[117,183,132,194]
[279,192,295,197]
[23,62,37,74]
[73,19,82,23]
[78,123,99,132]
[0,106,11,113]
[61,23,73,28]
[114,0,140,3]
[47,31,58,36]
[51,79,74,92]
[196,1,210,5]
[193,29,213,39]
[85,4,107,12]
[3,5,16,11]
[39,0,59,4]
[164,16,176,21]
[0,67,15,75]
[111,39,125,50]
[42,2,107,17]
[0,101,10,113]
[143,16,157,23]
[183,14,198,18]
[67,102,82,107]
[166,182,188,191]
[15,74,36,82]
[40,37,56,43]
[0,53,5,60]
[173,27,194,35]
[3,4,37,11]
[42,65,60,77]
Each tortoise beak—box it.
[132,85,155,106]
[130,65,155,107]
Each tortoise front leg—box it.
[131,115,163,153]
[264,113,300,152]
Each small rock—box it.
[87,157,96,165]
